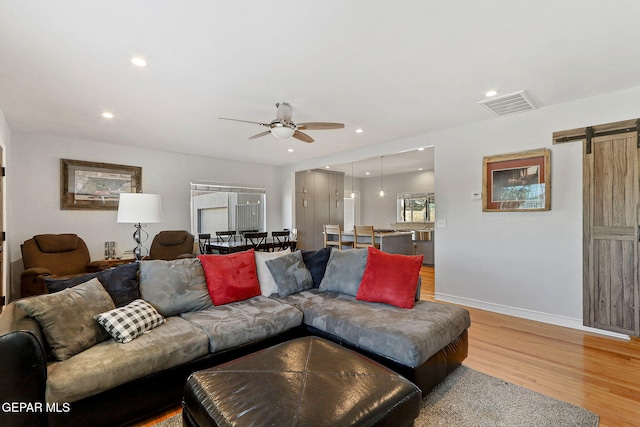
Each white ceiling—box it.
[323,147,434,179]
[1,1,640,172]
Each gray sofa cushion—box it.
[46,316,209,403]
[279,290,470,368]
[17,278,115,361]
[139,258,212,317]
[318,248,367,296]
[179,296,303,353]
[265,251,313,297]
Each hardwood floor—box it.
[135,266,640,426]
[419,266,640,427]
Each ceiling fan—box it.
[219,102,344,143]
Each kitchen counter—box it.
[341,231,413,255]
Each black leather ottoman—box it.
[183,336,421,427]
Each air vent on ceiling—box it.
[478,90,537,117]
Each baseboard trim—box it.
[435,292,630,340]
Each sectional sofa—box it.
[0,246,470,427]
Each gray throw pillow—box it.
[318,248,368,296]
[139,258,213,317]
[254,248,291,297]
[265,251,313,297]
[16,278,115,361]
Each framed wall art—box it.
[60,159,142,210]
[482,148,551,212]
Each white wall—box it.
[360,170,435,228]
[8,133,285,300]
[432,86,640,335]
[283,85,640,336]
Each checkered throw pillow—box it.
[95,299,165,343]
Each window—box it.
[397,193,435,222]
[190,181,266,235]
[343,192,359,232]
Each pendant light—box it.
[379,156,384,197]
[351,162,355,198]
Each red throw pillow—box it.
[198,249,261,305]
[356,247,423,309]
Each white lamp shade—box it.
[117,193,163,223]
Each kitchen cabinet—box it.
[295,170,315,194]
[295,170,345,250]
[413,232,434,265]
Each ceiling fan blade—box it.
[249,130,272,140]
[219,117,269,127]
[293,130,314,143]
[297,122,345,130]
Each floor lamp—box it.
[117,193,163,261]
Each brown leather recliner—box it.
[148,230,195,260]
[20,234,109,298]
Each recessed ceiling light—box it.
[355,128,364,134]
[418,168,423,171]
[325,166,331,169]
[365,172,370,175]
[102,112,114,119]
[485,90,498,97]
[131,57,147,67]
[418,147,424,151]
[287,148,294,152]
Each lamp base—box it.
[132,223,149,261]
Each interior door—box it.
[584,131,640,336]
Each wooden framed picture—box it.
[482,148,551,212]
[60,159,142,210]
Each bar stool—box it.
[324,224,352,250]
[354,225,380,249]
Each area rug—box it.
[155,365,599,427]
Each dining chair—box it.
[271,230,291,251]
[198,233,212,254]
[215,231,236,242]
[324,224,350,250]
[353,225,380,249]
[243,231,268,251]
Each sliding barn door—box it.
[584,131,640,336]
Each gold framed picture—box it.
[60,159,142,210]
[482,148,551,212]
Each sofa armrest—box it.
[20,268,53,297]
[22,267,53,277]
[0,303,48,427]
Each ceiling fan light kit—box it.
[219,101,344,143]
[270,121,296,139]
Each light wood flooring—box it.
[135,266,640,427]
